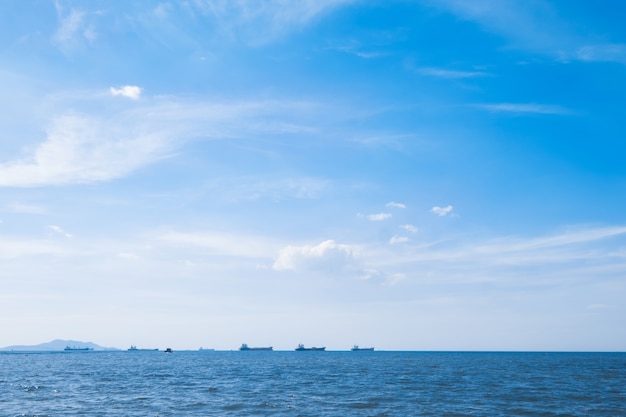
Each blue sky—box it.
[1,0,625,351]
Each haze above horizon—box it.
[1,0,625,352]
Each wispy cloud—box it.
[48,225,72,238]
[429,0,573,53]
[366,213,392,221]
[575,44,626,64]
[0,237,66,260]
[474,103,571,115]
[389,235,408,245]
[52,2,98,52]
[475,226,626,254]
[401,224,418,233]
[386,202,406,209]
[419,67,489,79]
[184,0,355,45]
[158,230,280,259]
[366,224,626,289]
[118,252,140,260]
[329,42,389,59]
[0,113,170,187]
[205,176,328,202]
[354,224,617,285]
[359,268,405,285]
[0,95,338,187]
[7,203,45,214]
[431,205,453,217]
[429,0,626,65]
[586,304,613,310]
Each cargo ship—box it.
[128,345,159,351]
[351,345,374,351]
[239,343,273,351]
[295,344,326,351]
[64,346,93,351]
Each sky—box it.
[1,0,625,351]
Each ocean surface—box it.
[1,350,624,416]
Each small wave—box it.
[222,403,245,411]
[348,401,379,409]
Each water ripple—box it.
[0,351,624,416]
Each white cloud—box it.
[431,205,453,217]
[48,225,72,238]
[110,86,142,100]
[389,235,409,245]
[273,240,357,272]
[401,224,418,233]
[366,213,392,221]
[386,202,406,209]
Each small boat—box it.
[295,344,326,351]
[351,345,374,351]
[164,348,173,353]
[239,343,273,351]
[128,345,159,351]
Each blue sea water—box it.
[0,351,624,416]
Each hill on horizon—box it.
[0,339,118,351]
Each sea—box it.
[1,350,624,416]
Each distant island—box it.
[0,339,118,352]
